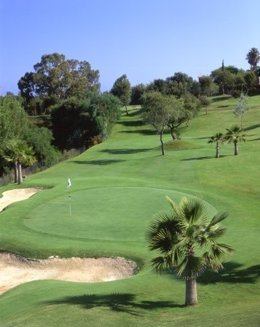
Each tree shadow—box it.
[71,159,125,165]
[181,156,213,161]
[181,155,229,161]
[198,262,260,284]
[100,148,152,155]
[44,293,184,316]
[243,124,260,131]
[118,120,144,127]
[121,129,155,135]
[248,137,260,142]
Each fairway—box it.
[0,97,259,327]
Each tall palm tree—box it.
[2,139,36,184]
[225,126,246,156]
[208,133,224,158]
[147,196,233,306]
[246,47,260,71]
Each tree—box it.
[131,83,146,105]
[0,95,28,148]
[148,196,233,306]
[110,74,131,115]
[24,126,59,167]
[166,97,186,140]
[1,139,36,184]
[18,53,100,115]
[246,47,260,71]
[199,75,213,96]
[142,92,171,155]
[225,126,246,156]
[233,93,249,129]
[51,93,121,150]
[199,95,211,115]
[208,133,224,158]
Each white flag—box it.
[67,178,72,188]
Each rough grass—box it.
[0,95,260,326]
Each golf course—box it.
[0,95,259,326]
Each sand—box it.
[0,188,137,294]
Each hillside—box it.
[0,96,259,327]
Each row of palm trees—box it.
[208,125,246,158]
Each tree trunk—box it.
[159,132,165,156]
[125,105,129,115]
[14,161,18,183]
[216,142,220,158]
[17,161,23,184]
[234,141,238,155]
[170,128,178,141]
[185,278,198,306]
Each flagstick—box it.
[67,178,72,217]
[68,191,72,217]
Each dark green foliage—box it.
[246,47,260,71]
[131,83,147,105]
[110,74,131,114]
[51,93,121,150]
[24,127,59,167]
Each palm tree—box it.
[225,126,246,156]
[147,196,233,306]
[2,139,36,184]
[208,133,224,158]
[246,47,260,71]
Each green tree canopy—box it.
[110,74,131,115]
[51,92,121,150]
[142,91,171,155]
[246,47,260,71]
[0,95,29,149]
[18,53,100,115]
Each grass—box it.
[0,95,260,326]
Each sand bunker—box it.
[0,188,40,212]
[0,188,138,294]
[0,252,137,294]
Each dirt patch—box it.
[0,188,40,212]
[0,252,138,294]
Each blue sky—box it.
[0,0,259,94]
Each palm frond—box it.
[207,212,229,228]
[175,256,205,278]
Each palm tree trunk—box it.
[17,161,23,184]
[234,141,238,155]
[159,132,165,156]
[185,278,198,306]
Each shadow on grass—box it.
[121,129,155,135]
[100,148,152,155]
[248,137,260,142]
[181,155,229,161]
[45,293,184,316]
[126,109,142,117]
[198,262,260,284]
[71,159,125,165]
[243,124,260,131]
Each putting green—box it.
[24,187,215,242]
